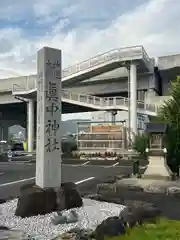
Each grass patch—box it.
[105,218,180,240]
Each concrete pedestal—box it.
[143,155,172,180]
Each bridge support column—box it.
[2,126,8,141]
[130,63,137,138]
[111,110,117,124]
[27,99,34,152]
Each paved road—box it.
[0,161,138,199]
[0,162,35,184]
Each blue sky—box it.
[0,0,145,33]
[0,0,180,120]
[0,0,180,79]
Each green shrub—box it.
[105,218,180,240]
[133,133,149,157]
[156,76,180,172]
[61,137,77,153]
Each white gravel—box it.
[0,198,125,240]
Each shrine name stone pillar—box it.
[35,47,62,189]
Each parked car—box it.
[7,141,27,158]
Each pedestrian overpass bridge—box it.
[12,87,157,117]
[0,45,167,151]
[12,45,157,116]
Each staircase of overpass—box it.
[12,45,158,116]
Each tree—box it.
[157,76,180,170]
[61,136,77,154]
[133,133,149,157]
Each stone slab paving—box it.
[116,177,180,194]
[117,177,180,187]
[94,177,180,220]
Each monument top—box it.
[145,122,167,134]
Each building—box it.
[91,111,148,131]
[77,121,127,155]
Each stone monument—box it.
[15,47,83,218]
[36,47,62,188]
[142,122,172,180]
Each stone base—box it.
[15,182,83,218]
[142,155,172,180]
[142,174,172,181]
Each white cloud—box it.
[0,0,179,120]
[0,0,179,79]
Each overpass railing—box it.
[62,45,151,78]
[12,45,152,91]
[62,90,158,114]
[12,84,158,115]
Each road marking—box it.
[10,161,32,164]
[62,164,79,167]
[75,177,95,184]
[112,162,119,167]
[139,166,147,170]
[65,164,132,168]
[0,177,35,187]
[1,161,32,165]
[0,176,95,187]
[81,161,90,166]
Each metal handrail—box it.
[62,90,158,113]
[11,46,149,91]
[12,84,27,92]
[141,46,150,64]
[62,45,147,78]
[11,45,153,94]
[12,82,158,114]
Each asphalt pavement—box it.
[0,160,141,200]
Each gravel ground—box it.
[0,198,125,240]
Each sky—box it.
[0,0,180,120]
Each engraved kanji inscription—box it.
[45,120,59,136]
[46,102,60,116]
[37,72,43,92]
[46,60,61,69]
[45,138,60,152]
[54,69,61,79]
[46,82,58,102]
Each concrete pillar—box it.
[0,125,3,141]
[145,88,158,104]
[27,99,34,152]
[111,110,117,124]
[2,126,8,141]
[36,47,62,189]
[130,63,137,136]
